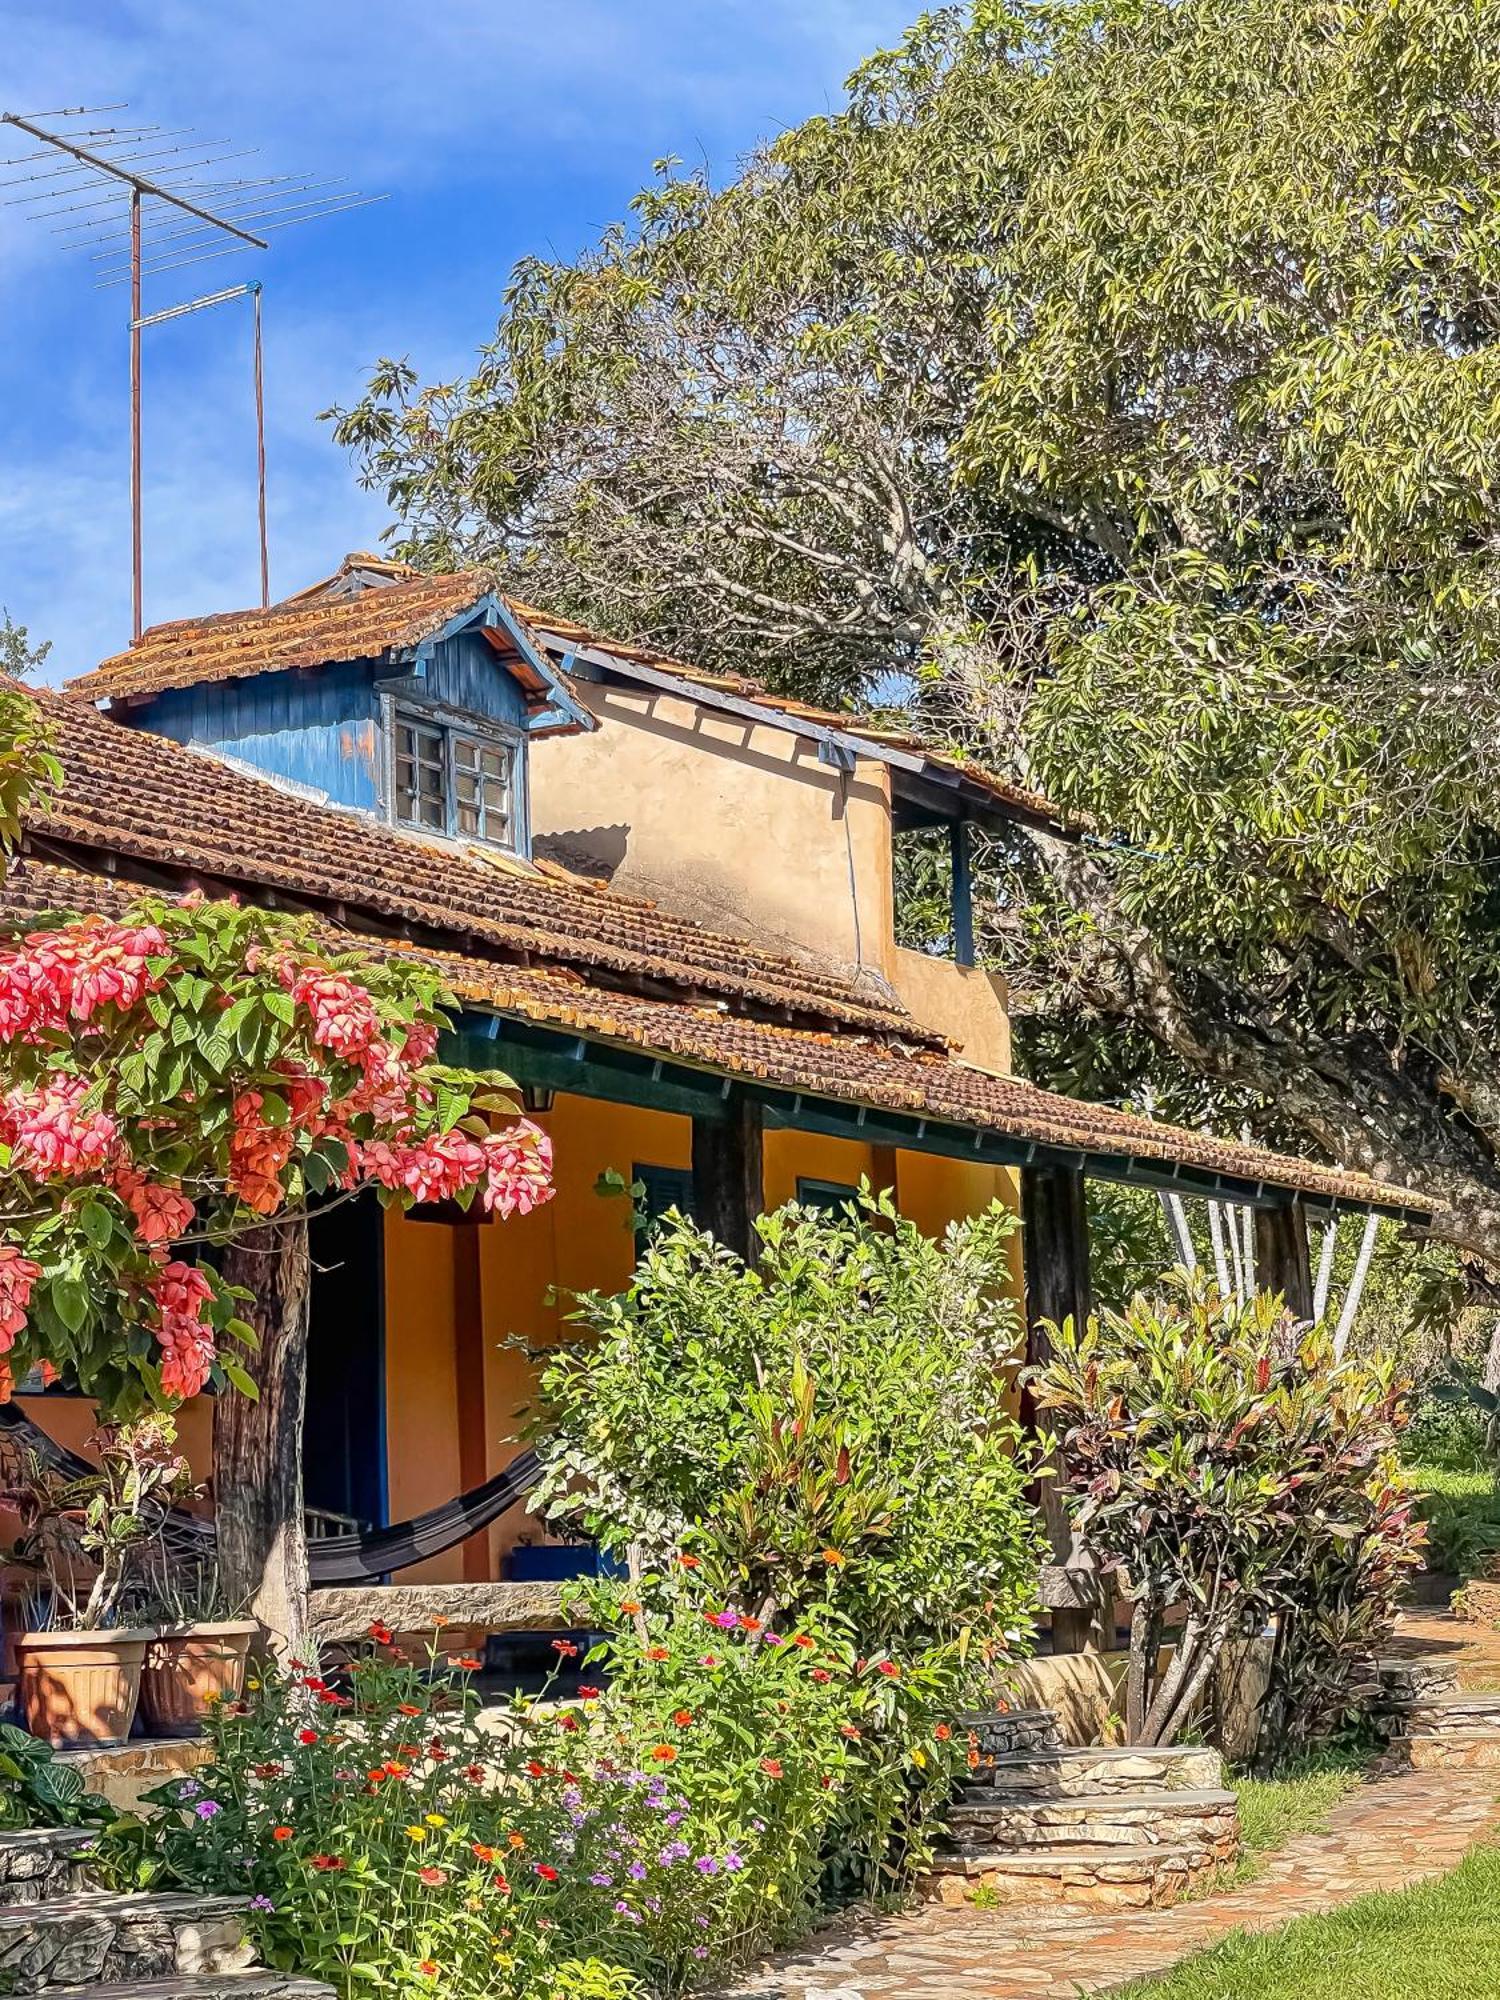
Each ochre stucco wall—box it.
[380,1093,1022,1584]
[529,683,896,984]
[889,945,1013,1071]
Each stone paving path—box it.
[721,1755,1500,1998]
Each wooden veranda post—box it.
[1022,1163,1103,1654]
[215,1217,312,1656]
[1252,1199,1314,1322]
[692,1095,764,1263]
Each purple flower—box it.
[693,1946,709,1960]
[628,1862,647,1881]
[762,1632,783,1647]
[664,1811,683,1827]
[176,1781,200,1802]
[614,1900,643,1925]
[658,1841,690,1865]
[249,1895,275,1913]
[695,1914,710,1928]
[194,1800,221,1820]
[712,1611,738,1629]
[695,1856,720,1876]
[589,1872,614,1888]
[724,1852,745,1872]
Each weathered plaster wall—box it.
[889,945,1012,1070]
[529,682,896,983]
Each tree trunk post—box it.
[215,1216,312,1658]
[692,1096,764,1264]
[1022,1162,1104,1653]
[1252,1199,1314,1321]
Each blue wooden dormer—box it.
[77,571,595,862]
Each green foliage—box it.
[0,1720,112,1831]
[331,0,1500,1243]
[122,1604,958,1997]
[0,683,57,865]
[1031,1275,1425,1749]
[1408,1463,1500,1579]
[0,614,50,682]
[530,1192,1041,1663]
[1229,1749,1370,1885]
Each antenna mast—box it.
[0,106,384,640]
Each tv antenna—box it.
[0,105,386,641]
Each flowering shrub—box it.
[0,895,551,1413]
[123,1601,942,1997]
[533,1194,1040,1661]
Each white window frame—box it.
[382,695,529,856]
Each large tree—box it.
[333,0,1500,1258]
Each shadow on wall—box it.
[532,825,630,882]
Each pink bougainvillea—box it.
[0,896,553,1414]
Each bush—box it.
[119,1606,954,1998]
[1031,1275,1425,1751]
[530,1193,1040,1664]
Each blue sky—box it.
[1,1,915,686]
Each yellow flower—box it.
[424,1813,447,1828]
[405,1826,427,1842]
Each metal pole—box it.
[253,283,268,608]
[130,186,142,643]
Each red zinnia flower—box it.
[551,1639,579,1658]
[368,1621,393,1645]
[673,1709,693,1728]
[525,1761,547,1779]
[472,1843,498,1863]
[297,1729,319,1746]
[535,1863,559,1882]
[310,1854,345,1872]
[493,1874,512,1894]
[397,1703,424,1718]
[418,1866,447,1887]
[760,1758,784,1779]
[272,1826,293,1841]
[578,1685,601,1700]
[876,1661,901,1680]
[418,1962,438,1979]
[841,1723,861,1739]
[556,1713,580,1733]
[464,1763,486,1784]
[677,1553,701,1570]
[811,1669,831,1684]
[454,1656,484,1671]
[738,1616,761,1633]
[645,1645,670,1662]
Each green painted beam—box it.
[443,1012,1424,1223]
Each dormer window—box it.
[390,705,523,852]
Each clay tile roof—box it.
[21,683,919,1040]
[0,851,1433,1221]
[70,569,492,705]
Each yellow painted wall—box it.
[380,1095,1022,1584]
[529,683,896,985]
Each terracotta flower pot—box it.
[139,1621,258,1739]
[16,1627,153,1748]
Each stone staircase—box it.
[0,1826,331,1997]
[1378,1654,1500,1771]
[923,1705,1241,1912]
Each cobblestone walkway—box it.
[719,1763,1500,1999]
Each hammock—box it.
[0,1405,543,1587]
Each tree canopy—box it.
[333,0,1500,1258]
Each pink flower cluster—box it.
[2,1073,119,1178]
[360,1119,553,1216]
[0,1246,41,1352]
[148,1259,217,1398]
[0,920,165,1041]
[113,1166,196,1245]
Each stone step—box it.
[1402,1689,1500,1734]
[923,1841,1222,1911]
[0,1891,254,1990]
[956,1707,1064,1760]
[1377,1654,1459,1703]
[0,1828,89,1906]
[963,1741,1224,1798]
[38,1979,333,2000]
[944,1786,1239,1859]
[1380,1728,1500,1773]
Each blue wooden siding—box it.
[126,632,532,814]
[419,631,530,729]
[140,662,384,811]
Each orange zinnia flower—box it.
[650,1743,678,1763]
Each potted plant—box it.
[136,1559,256,1738]
[7,1415,190,1748]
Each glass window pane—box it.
[453,739,477,770]
[457,804,480,835]
[420,796,444,829]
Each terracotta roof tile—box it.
[0,853,1432,1220]
[22,685,919,1039]
[71,570,492,704]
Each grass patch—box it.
[1115,1839,1500,1999]
[1408,1461,1500,1578]
[1230,1753,1369,1880]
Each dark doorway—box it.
[304,1189,387,1530]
